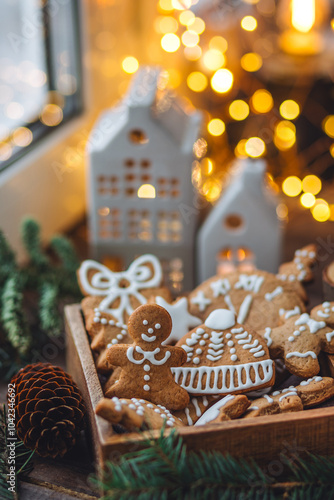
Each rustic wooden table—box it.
[0,214,333,499]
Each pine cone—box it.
[10,363,86,458]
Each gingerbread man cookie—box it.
[173,309,275,395]
[244,376,334,418]
[78,255,171,355]
[104,304,190,410]
[188,250,312,333]
[96,397,184,431]
[265,302,334,378]
[277,244,317,284]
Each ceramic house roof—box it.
[88,66,202,154]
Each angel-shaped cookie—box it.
[264,302,334,377]
[104,304,190,410]
[77,254,171,355]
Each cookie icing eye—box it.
[143,320,148,325]
[155,323,161,329]
[148,328,154,334]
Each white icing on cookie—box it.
[194,395,235,426]
[295,314,326,334]
[204,309,235,330]
[210,278,231,298]
[155,296,201,344]
[265,287,283,302]
[127,346,171,365]
[235,274,264,293]
[191,291,212,312]
[264,327,272,347]
[326,331,334,343]
[141,334,157,342]
[286,351,317,359]
[237,295,253,324]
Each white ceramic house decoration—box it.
[87,66,202,292]
[197,158,282,283]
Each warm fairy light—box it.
[201,157,214,175]
[300,192,316,208]
[40,104,63,126]
[240,53,263,72]
[0,142,12,161]
[159,0,174,12]
[181,30,199,47]
[137,184,156,199]
[98,207,110,217]
[235,139,247,158]
[154,16,179,34]
[161,33,181,52]
[241,16,257,31]
[274,121,296,150]
[202,49,225,70]
[12,127,33,147]
[302,174,322,195]
[280,100,300,120]
[187,71,207,92]
[209,36,228,53]
[184,46,202,60]
[244,137,266,157]
[243,0,259,4]
[312,199,330,222]
[250,89,273,113]
[331,19,334,30]
[282,176,302,197]
[330,144,334,157]
[202,179,221,202]
[179,10,195,25]
[187,17,205,34]
[193,138,207,158]
[229,100,249,121]
[172,0,192,10]
[207,118,225,136]
[322,115,334,138]
[210,69,233,93]
[122,56,139,74]
[276,203,289,220]
[291,0,315,33]
[330,205,334,221]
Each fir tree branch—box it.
[20,218,49,269]
[1,275,31,356]
[0,231,16,287]
[50,235,80,274]
[39,282,62,337]
[92,430,334,500]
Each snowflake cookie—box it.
[172,309,275,395]
[264,301,334,377]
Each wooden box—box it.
[65,304,334,470]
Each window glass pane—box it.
[0,0,82,170]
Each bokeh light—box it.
[40,104,63,127]
[274,121,296,150]
[181,30,199,47]
[187,17,205,34]
[322,115,334,138]
[12,127,33,147]
[187,71,207,92]
[122,56,139,74]
[209,36,228,53]
[280,100,300,120]
[250,89,273,113]
[184,46,202,60]
[179,10,194,25]
[202,49,225,71]
[245,137,265,157]
[300,192,316,208]
[302,175,322,195]
[210,69,233,93]
[282,176,302,197]
[207,118,225,136]
[154,16,179,33]
[0,142,12,161]
[240,52,262,72]
[312,199,330,222]
[161,33,180,52]
[229,100,249,121]
[241,16,257,31]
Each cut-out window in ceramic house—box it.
[87,66,201,291]
[217,247,255,275]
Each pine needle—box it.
[92,430,334,500]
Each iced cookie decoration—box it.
[173,395,217,425]
[153,296,202,344]
[95,397,184,431]
[188,266,307,334]
[244,376,334,418]
[104,304,190,410]
[194,395,250,426]
[78,255,171,356]
[265,302,334,378]
[277,244,317,283]
[172,309,275,395]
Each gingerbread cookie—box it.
[153,296,202,344]
[194,395,250,426]
[96,397,184,431]
[173,395,217,425]
[244,376,334,418]
[188,264,308,334]
[78,255,171,355]
[172,309,275,395]
[104,304,190,410]
[265,302,334,377]
[277,244,316,284]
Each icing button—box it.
[143,384,150,391]
[144,364,150,371]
